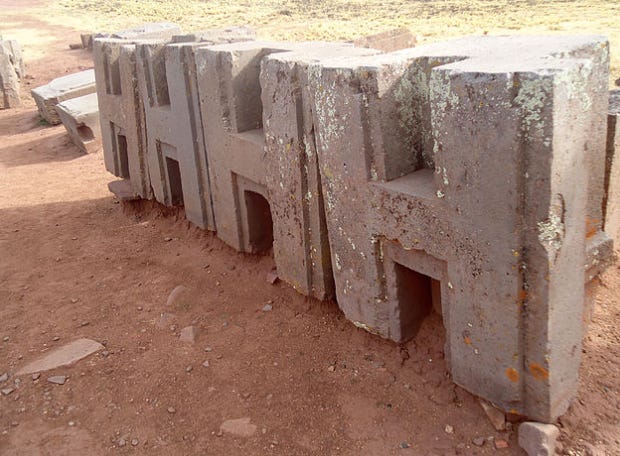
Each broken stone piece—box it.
[518,421,560,456]
[480,399,506,431]
[220,417,257,437]
[16,338,104,375]
[179,326,197,343]
[47,375,67,385]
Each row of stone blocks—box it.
[95,29,619,423]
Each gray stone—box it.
[56,93,101,154]
[308,34,608,422]
[262,304,273,312]
[170,26,255,44]
[107,179,140,201]
[47,375,67,385]
[0,372,7,383]
[1,387,14,396]
[260,44,378,299]
[518,422,560,456]
[0,38,22,109]
[472,437,485,447]
[166,285,187,307]
[352,28,417,52]
[220,417,257,437]
[179,326,197,343]
[31,69,96,124]
[112,23,181,40]
[16,339,103,375]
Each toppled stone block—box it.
[352,28,416,52]
[308,35,609,422]
[0,38,23,109]
[31,69,96,124]
[518,422,560,456]
[56,92,101,153]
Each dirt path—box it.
[0,3,619,455]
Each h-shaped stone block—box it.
[308,35,609,422]
[134,29,256,230]
[260,44,380,299]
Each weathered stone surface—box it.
[479,399,506,431]
[47,375,67,385]
[260,44,378,299]
[56,93,101,154]
[0,38,22,109]
[518,422,560,456]
[308,35,609,422]
[352,28,416,52]
[31,69,96,124]
[16,339,103,375]
[220,417,257,437]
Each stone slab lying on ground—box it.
[112,22,181,40]
[56,92,101,154]
[352,27,416,51]
[0,37,23,109]
[15,338,104,375]
[31,69,96,124]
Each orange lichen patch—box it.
[464,336,472,345]
[586,217,600,239]
[529,362,549,380]
[505,367,519,383]
[518,289,528,301]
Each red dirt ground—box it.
[0,3,619,455]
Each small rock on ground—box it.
[179,326,197,343]
[472,436,485,446]
[1,387,15,396]
[518,421,560,456]
[166,285,187,307]
[262,304,273,312]
[266,272,279,284]
[220,417,257,437]
[0,373,8,383]
[494,439,509,449]
[47,375,67,385]
[479,399,506,431]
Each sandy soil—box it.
[0,2,619,455]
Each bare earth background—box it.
[0,1,619,455]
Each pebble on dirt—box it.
[262,304,273,312]
[1,387,15,396]
[0,372,8,383]
[47,375,67,385]
[179,326,197,343]
[494,439,509,449]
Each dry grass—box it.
[33,0,620,85]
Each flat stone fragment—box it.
[1,387,14,396]
[179,326,197,343]
[56,92,101,153]
[220,417,257,437]
[0,372,8,382]
[47,375,67,385]
[518,422,560,456]
[16,338,104,375]
[31,69,96,124]
[479,399,506,431]
[108,180,140,201]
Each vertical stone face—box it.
[94,38,151,198]
[31,70,96,124]
[605,90,620,242]
[309,35,609,422]
[55,92,101,154]
[260,45,378,299]
[0,38,23,109]
[134,32,258,230]
[195,41,298,253]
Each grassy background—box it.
[36,0,620,85]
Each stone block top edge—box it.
[31,69,96,97]
[55,92,99,116]
[262,44,381,65]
